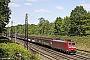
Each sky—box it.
[7,0,90,26]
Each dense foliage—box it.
[0,0,11,33]
[69,6,90,35]
[0,36,41,60]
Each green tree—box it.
[38,17,51,36]
[28,24,37,35]
[86,12,90,34]
[54,17,63,35]
[38,17,45,35]
[49,23,55,35]
[70,6,88,35]
[0,0,11,33]
[16,24,24,34]
[42,20,50,35]
[62,16,70,35]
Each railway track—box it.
[28,43,90,60]
[30,46,58,60]
[76,52,90,57]
[74,52,90,60]
[28,43,64,60]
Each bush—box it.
[0,36,41,60]
[0,43,41,60]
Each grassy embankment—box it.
[0,36,41,60]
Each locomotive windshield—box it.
[72,43,75,45]
[69,43,75,46]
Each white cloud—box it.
[80,4,90,11]
[9,3,21,7]
[35,9,50,13]
[56,6,64,10]
[24,3,32,6]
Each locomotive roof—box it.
[53,40,65,42]
[53,39,74,42]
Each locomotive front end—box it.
[68,42,76,54]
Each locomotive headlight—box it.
[69,47,72,48]
[72,46,76,48]
[69,46,76,48]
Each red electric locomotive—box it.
[51,39,76,54]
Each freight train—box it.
[16,35,76,54]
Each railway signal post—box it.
[24,13,28,50]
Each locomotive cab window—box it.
[69,43,75,46]
[69,43,72,46]
[72,43,75,45]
